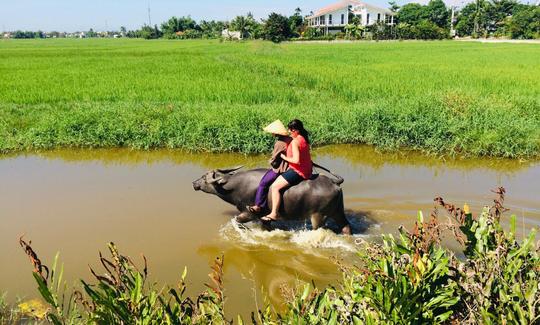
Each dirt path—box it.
[455,38,540,44]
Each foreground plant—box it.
[444,188,540,323]
[257,188,539,324]
[21,188,539,324]
[20,240,229,324]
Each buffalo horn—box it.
[208,176,225,184]
[217,165,244,174]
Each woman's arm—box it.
[281,140,300,164]
[269,141,287,168]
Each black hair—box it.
[287,119,310,144]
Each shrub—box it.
[369,22,398,40]
[414,20,449,39]
[302,27,323,39]
[263,13,291,43]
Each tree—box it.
[199,20,226,39]
[486,0,519,34]
[230,15,249,38]
[289,7,304,37]
[120,26,127,36]
[425,0,450,28]
[455,3,477,36]
[13,30,36,39]
[161,16,198,38]
[139,24,162,39]
[505,6,540,39]
[230,13,260,39]
[398,3,428,25]
[474,0,492,37]
[344,23,363,39]
[263,13,291,43]
[87,28,97,37]
[389,1,400,13]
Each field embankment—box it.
[0,39,538,158]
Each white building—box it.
[221,29,242,40]
[306,0,395,34]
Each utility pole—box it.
[147,2,152,26]
[450,6,456,37]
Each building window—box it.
[366,13,370,24]
[320,15,325,25]
[329,14,332,25]
[377,13,381,22]
[341,14,345,24]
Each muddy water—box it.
[1,145,538,318]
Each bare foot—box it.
[261,213,278,221]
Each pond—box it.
[1,145,538,318]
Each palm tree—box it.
[230,13,258,39]
[231,16,248,38]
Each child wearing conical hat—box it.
[247,120,291,214]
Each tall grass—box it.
[0,39,538,157]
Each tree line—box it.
[127,10,302,43]
[4,1,539,41]
[391,0,540,40]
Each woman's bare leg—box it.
[262,176,290,221]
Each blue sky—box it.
[1,0,437,32]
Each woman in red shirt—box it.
[262,119,312,222]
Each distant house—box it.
[306,0,395,34]
[221,29,242,40]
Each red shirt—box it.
[286,135,312,179]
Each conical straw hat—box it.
[263,120,288,136]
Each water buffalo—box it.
[192,166,351,235]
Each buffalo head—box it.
[192,166,243,194]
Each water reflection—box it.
[4,148,265,169]
[4,144,535,173]
[314,144,535,173]
[199,223,356,310]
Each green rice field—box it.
[0,39,539,157]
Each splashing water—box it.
[219,219,367,254]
